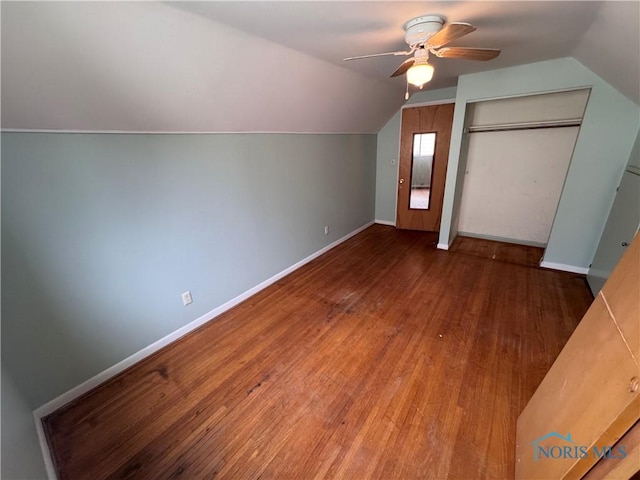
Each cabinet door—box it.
[587,169,640,295]
[516,234,640,479]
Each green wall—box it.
[1,367,48,479]
[1,132,377,410]
[627,130,640,169]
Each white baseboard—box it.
[33,220,375,479]
[437,243,449,251]
[539,260,589,274]
[374,219,396,227]
[34,411,57,480]
[457,231,547,248]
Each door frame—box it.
[394,98,456,229]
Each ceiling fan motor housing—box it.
[404,15,444,46]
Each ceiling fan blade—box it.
[390,58,415,78]
[343,50,413,61]
[433,47,500,61]
[425,22,476,48]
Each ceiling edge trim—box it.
[0,129,378,135]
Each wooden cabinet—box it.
[516,233,640,479]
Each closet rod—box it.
[465,118,582,134]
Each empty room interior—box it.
[2,2,640,479]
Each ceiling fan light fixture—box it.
[344,13,500,97]
[406,62,434,88]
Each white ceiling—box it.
[572,1,640,106]
[177,1,600,89]
[1,1,638,134]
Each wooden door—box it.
[515,233,640,479]
[396,104,454,231]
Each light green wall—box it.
[627,130,640,169]
[1,367,48,480]
[1,133,377,409]
[439,58,639,269]
[374,111,401,223]
[586,129,640,292]
[374,87,458,223]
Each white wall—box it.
[458,128,580,245]
[439,58,639,271]
[457,90,589,246]
[1,2,400,134]
[572,0,640,105]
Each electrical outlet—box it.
[324,226,329,235]
[181,291,193,306]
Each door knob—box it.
[399,178,405,184]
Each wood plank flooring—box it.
[43,225,593,479]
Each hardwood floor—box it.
[43,225,593,479]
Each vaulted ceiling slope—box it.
[0,2,401,133]
[1,2,638,134]
[572,1,640,106]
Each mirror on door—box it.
[409,132,436,210]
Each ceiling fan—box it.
[344,15,500,98]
